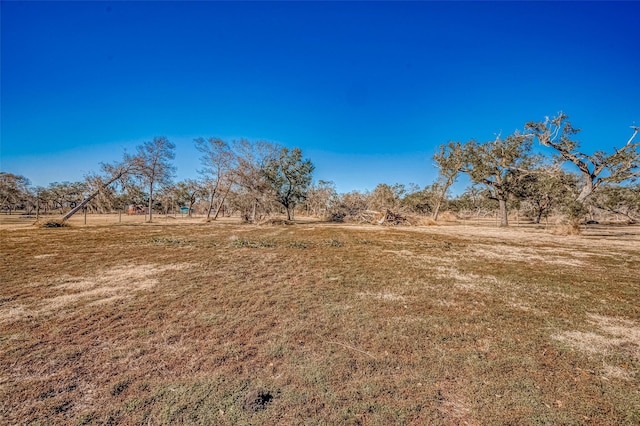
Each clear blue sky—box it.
[2,1,638,193]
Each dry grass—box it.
[1,218,639,425]
[552,222,583,236]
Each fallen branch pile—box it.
[376,209,412,226]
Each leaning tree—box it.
[432,141,465,221]
[195,137,236,221]
[526,113,640,204]
[60,155,138,222]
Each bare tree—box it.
[132,136,176,222]
[526,113,640,204]
[232,139,279,222]
[195,137,235,221]
[304,180,338,217]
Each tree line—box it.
[1,113,639,226]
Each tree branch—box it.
[627,126,639,146]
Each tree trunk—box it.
[148,183,154,222]
[206,191,216,221]
[251,199,257,222]
[576,179,594,204]
[212,186,231,221]
[535,210,543,224]
[432,198,443,221]
[498,198,509,227]
[188,198,194,218]
[432,177,454,221]
[61,171,126,222]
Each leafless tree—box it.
[231,139,279,222]
[131,136,176,222]
[304,180,338,217]
[195,137,235,221]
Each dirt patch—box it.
[435,380,475,424]
[433,266,497,292]
[383,249,414,257]
[357,291,407,302]
[0,263,195,322]
[33,253,57,259]
[468,243,585,266]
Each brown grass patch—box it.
[356,290,407,302]
[1,221,639,424]
[552,222,582,235]
[553,314,640,380]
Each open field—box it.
[1,218,639,425]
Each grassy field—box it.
[1,216,639,425]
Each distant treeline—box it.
[2,113,639,225]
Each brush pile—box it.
[331,209,415,226]
[376,209,412,226]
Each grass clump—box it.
[323,238,344,247]
[552,222,582,235]
[231,238,276,248]
[111,378,131,396]
[148,236,187,245]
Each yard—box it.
[1,217,639,424]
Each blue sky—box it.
[2,1,639,193]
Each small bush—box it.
[242,388,273,412]
[111,378,130,396]
[37,220,69,228]
[288,241,309,249]
[148,237,185,245]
